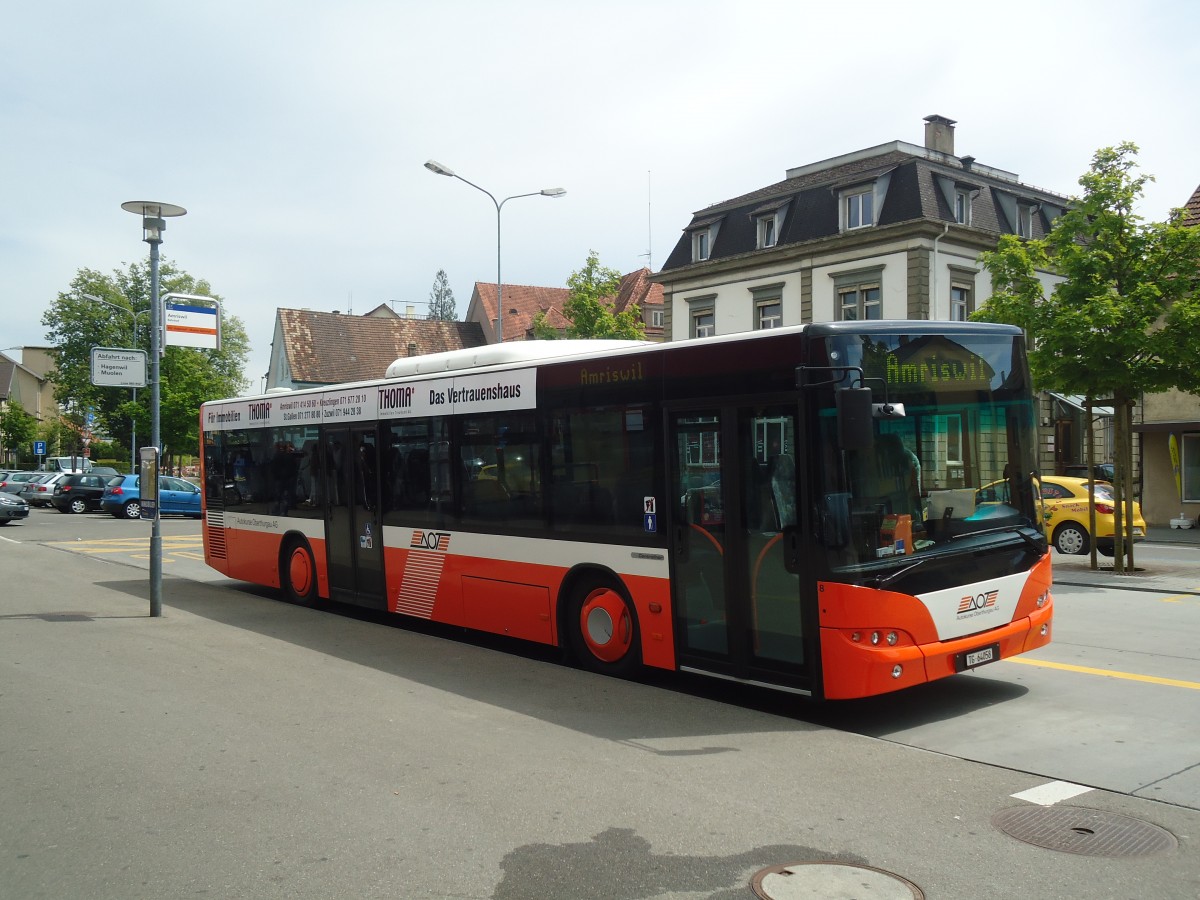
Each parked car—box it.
[1,472,43,494]
[0,491,30,525]
[1039,474,1146,556]
[101,474,203,519]
[1062,463,1116,483]
[21,473,69,507]
[52,473,122,513]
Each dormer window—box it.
[954,189,972,225]
[689,217,721,263]
[843,187,874,230]
[757,215,776,248]
[1016,204,1034,238]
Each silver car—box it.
[21,473,69,507]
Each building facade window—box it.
[950,283,971,321]
[832,266,884,321]
[756,300,782,329]
[838,283,881,320]
[749,283,785,331]
[954,189,972,225]
[686,294,717,338]
[843,188,874,230]
[649,309,664,328]
[693,229,710,261]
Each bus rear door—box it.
[323,425,386,608]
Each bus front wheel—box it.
[567,578,640,677]
[282,537,319,605]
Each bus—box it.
[199,321,1052,700]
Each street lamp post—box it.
[81,292,148,467]
[423,160,565,343]
[121,201,187,618]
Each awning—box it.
[1049,392,1113,417]
[1132,420,1200,433]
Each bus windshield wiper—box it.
[868,557,927,589]
[950,524,1043,551]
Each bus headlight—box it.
[892,665,903,678]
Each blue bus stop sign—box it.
[33,440,46,456]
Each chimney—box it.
[923,114,957,155]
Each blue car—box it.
[101,474,203,519]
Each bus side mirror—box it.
[836,387,874,451]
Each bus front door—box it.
[670,406,808,687]
[323,426,386,608]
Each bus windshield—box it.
[813,330,1042,569]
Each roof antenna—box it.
[638,170,652,270]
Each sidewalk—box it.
[1051,524,1200,593]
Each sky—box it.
[3,0,1197,391]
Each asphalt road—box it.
[2,508,1199,898]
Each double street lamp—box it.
[423,160,565,343]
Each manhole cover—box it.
[993,805,1177,857]
[751,862,923,899]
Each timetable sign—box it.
[91,347,147,388]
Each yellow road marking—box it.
[1007,656,1200,690]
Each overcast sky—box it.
[3,0,1197,390]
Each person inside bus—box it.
[874,433,923,522]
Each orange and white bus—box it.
[200,321,1052,699]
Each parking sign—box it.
[34,440,46,456]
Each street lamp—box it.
[81,292,148,467]
[423,160,565,343]
[121,200,187,619]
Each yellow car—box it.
[1039,475,1145,556]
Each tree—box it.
[975,143,1200,572]
[427,269,457,321]
[533,250,645,340]
[0,401,39,466]
[41,260,251,471]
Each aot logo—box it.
[957,589,999,616]
[411,530,450,552]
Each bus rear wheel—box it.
[282,537,319,605]
[567,578,640,677]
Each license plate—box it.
[956,643,1000,672]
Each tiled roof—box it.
[277,308,487,384]
[475,269,663,339]
[1182,184,1200,228]
[612,268,664,315]
[472,283,571,340]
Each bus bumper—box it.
[819,601,1053,700]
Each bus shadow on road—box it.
[94,573,1028,741]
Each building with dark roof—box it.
[655,115,1069,337]
[264,308,487,391]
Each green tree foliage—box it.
[533,250,645,340]
[975,143,1200,569]
[41,260,251,469]
[427,269,457,321]
[0,401,39,465]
